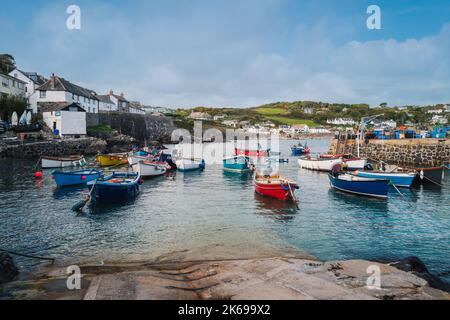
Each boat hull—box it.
[42,156,86,169]
[235,148,269,157]
[52,170,102,187]
[328,174,389,199]
[223,156,250,173]
[176,159,205,172]
[254,178,298,201]
[91,172,141,204]
[298,157,342,172]
[291,146,310,156]
[412,167,445,185]
[345,159,367,170]
[128,155,151,166]
[96,155,128,167]
[355,171,416,188]
[132,162,167,178]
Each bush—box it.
[0,95,28,122]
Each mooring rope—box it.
[0,248,55,263]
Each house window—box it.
[55,111,61,116]
[40,91,46,98]
[88,107,91,113]
[1,77,8,87]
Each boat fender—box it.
[81,176,87,180]
[281,183,290,191]
[35,171,43,179]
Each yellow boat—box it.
[96,154,128,167]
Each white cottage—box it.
[129,102,146,115]
[96,94,117,112]
[39,102,86,138]
[9,69,47,113]
[106,90,130,113]
[36,74,99,113]
[0,72,26,98]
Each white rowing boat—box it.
[41,156,86,169]
[298,156,342,172]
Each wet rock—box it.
[105,134,136,153]
[85,139,107,155]
[0,252,19,283]
[390,256,450,292]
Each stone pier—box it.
[328,138,449,167]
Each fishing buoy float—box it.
[81,175,87,180]
[35,171,43,179]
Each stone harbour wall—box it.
[329,138,450,167]
[89,113,175,144]
[0,138,108,159]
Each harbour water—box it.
[0,139,449,281]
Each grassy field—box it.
[253,107,288,116]
[264,116,319,127]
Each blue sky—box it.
[1,0,450,107]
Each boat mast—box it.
[358,114,384,158]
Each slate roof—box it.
[0,72,27,84]
[37,102,86,113]
[37,76,99,101]
[111,93,129,103]
[18,70,47,85]
[96,95,114,104]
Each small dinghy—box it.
[88,172,142,204]
[320,154,367,170]
[96,154,128,167]
[254,173,299,201]
[132,161,168,178]
[52,169,102,187]
[291,144,311,156]
[223,155,252,173]
[298,156,343,172]
[127,150,153,166]
[235,147,269,157]
[176,158,206,172]
[41,156,86,169]
[407,166,445,185]
[328,172,389,199]
[353,170,416,188]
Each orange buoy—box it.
[35,171,43,179]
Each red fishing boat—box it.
[254,173,299,201]
[235,148,269,157]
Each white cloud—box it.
[11,1,450,107]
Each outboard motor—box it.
[331,164,342,177]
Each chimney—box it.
[108,89,113,96]
[51,73,56,89]
[120,92,124,98]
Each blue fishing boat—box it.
[52,169,103,187]
[89,172,142,204]
[353,170,416,188]
[291,144,311,156]
[223,155,252,173]
[328,173,389,199]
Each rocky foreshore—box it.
[1,256,448,300]
[0,134,140,159]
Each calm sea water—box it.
[0,139,449,281]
